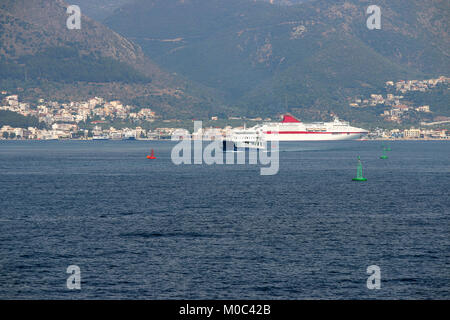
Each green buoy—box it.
[385,143,391,151]
[352,156,367,181]
[380,147,388,159]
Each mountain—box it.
[69,0,313,21]
[0,0,224,118]
[0,0,158,76]
[104,0,449,120]
[70,0,134,21]
[259,0,312,5]
[1,0,447,122]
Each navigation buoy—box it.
[352,156,367,181]
[380,147,388,159]
[147,149,156,159]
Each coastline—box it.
[0,138,448,142]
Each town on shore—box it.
[1,76,448,141]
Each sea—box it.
[0,140,448,299]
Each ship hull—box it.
[264,132,366,141]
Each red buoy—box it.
[147,149,156,159]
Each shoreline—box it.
[0,138,448,142]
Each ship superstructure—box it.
[230,115,368,144]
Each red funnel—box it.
[281,115,301,123]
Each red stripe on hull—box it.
[265,131,367,134]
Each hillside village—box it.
[0,93,157,140]
[349,76,449,124]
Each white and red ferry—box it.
[228,115,368,148]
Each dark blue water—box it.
[0,140,449,299]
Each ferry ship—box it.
[92,135,110,141]
[226,115,368,148]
